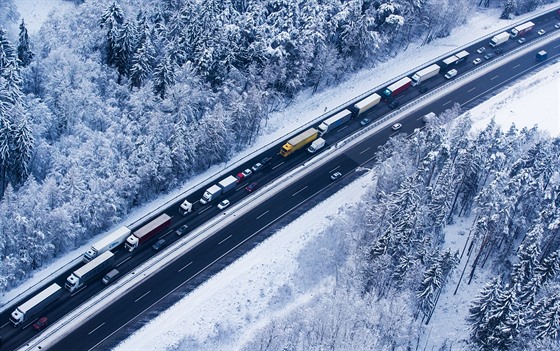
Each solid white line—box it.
[337,125,349,132]
[512,64,520,69]
[291,186,308,197]
[467,87,476,93]
[116,256,131,267]
[134,291,150,303]
[359,147,371,155]
[555,44,560,49]
[71,285,87,297]
[443,100,452,106]
[88,322,105,335]
[218,235,232,245]
[272,162,284,170]
[178,262,192,272]
[490,75,499,80]
[328,165,340,173]
[256,210,269,220]
[198,207,211,214]
[1,322,9,328]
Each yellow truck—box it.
[280,128,319,157]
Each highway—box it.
[1,9,559,351]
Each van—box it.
[102,269,119,285]
[536,50,548,61]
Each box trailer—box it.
[382,77,412,100]
[66,251,115,292]
[10,284,62,327]
[280,128,319,157]
[82,226,131,262]
[124,213,172,251]
[489,32,509,47]
[354,93,381,115]
[454,50,470,64]
[411,64,441,86]
[510,21,534,37]
[317,109,352,135]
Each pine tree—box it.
[17,19,34,67]
[153,56,175,99]
[129,42,153,89]
[534,250,560,285]
[114,20,137,82]
[535,299,560,339]
[99,2,125,67]
[417,261,443,317]
[467,277,502,344]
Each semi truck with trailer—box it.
[454,50,470,64]
[124,213,172,251]
[317,109,352,135]
[65,251,115,292]
[280,128,319,157]
[82,226,132,262]
[411,64,441,86]
[354,93,381,115]
[10,283,62,327]
[179,199,193,215]
[441,55,459,69]
[199,175,237,204]
[489,32,510,47]
[307,138,326,153]
[381,77,412,100]
[510,21,534,37]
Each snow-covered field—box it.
[9,2,560,350]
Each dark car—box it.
[152,239,166,251]
[418,85,429,93]
[494,47,503,55]
[246,182,259,192]
[33,317,48,331]
[484,53,494,60]
[175,224,189,236]
[388,100,400,109]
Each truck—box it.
[307,138,326,153]
[354,93,381,115]
[179,199,193,215]
[10,283,62,327]
[200,175,237,204]
[441,55,459,69]
[124,213,172,251]
[280,128,319,157]
[65,251,114,292]
[82,226,131,262]
[317,109,352,135]
[382,77,412,100]
[510,21,534,37]
[411,64,441,86]
[454,50,470,64]
[489,32,509,47]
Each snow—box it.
[5,1,559,350]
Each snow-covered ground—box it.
[11,0,73,35]
[8,1,560,350]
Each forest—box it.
[0,0,554,300]
[201,110,559,351]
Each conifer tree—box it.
[17,19,33,67]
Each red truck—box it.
[382,77,412,101]
[125,213,172,251]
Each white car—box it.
[555,23,560,29]
[472,58,482,65]
[217,199,230,210]
[251,162,263,172]
[444,69,458,79]
[242,168,252,177]
[330,172,342,181]
[391,123,402,131]
[517,37,527,44]
[537,29,546,36]
[476,47,486,54]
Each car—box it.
[391,123,402,131]
[33,317,48,331]
[175,224,189,236]
[251,162,263,173]
[555,23,560,29]
[236,168,252,183]
[476,47,486,54]
[388,100,400,109]
[152,239,166,251]
[418,85,429,93]
[537,29,545,35]
[517,37,527,44]
[330,172,342,181]
[494,48,503,55]
[360,118,371,126]
[245,182,259,192]
[217,199,230,210]
[483,53,494,60]
[472,58,482,65]
[102,269,119,285]
[444,69,457,79]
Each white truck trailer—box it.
[510,21,534,37]
[354,93,381,115]
[489,32,510,47]
[411,64,441,86]
[82,226,131,262]
[317,109,352,136]
[200,175,237,204]
[66,251,115,292]
[10,283,62,327]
